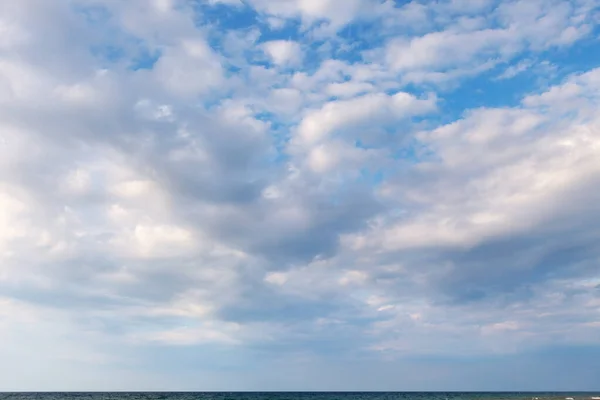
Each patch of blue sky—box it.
[195,1,303,44]
[89,44,126,65]
[545,28,600,77]
[334,17,421,63]
[431,39,600,125]
[72,3,112,26]
[391,138,435,163]
[128,45,162,71]
[254,114,292,165]
[257,19,305,42]
[92,39,164,71]
[193,1,259,31]
[255,112,291,134]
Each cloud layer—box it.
[1,0,600,391]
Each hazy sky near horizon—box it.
[1,0,600,391]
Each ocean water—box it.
[1,393,599,400]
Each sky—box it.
[1,0,600,392]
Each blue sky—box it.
[1,0,600,391]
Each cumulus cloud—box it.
[262,40,303,67]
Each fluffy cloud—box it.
[262,40,303,67]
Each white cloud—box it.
[379,0,596,84]
[265,272,289,286]
[111,223,196,259]
[496,59,533,79]
[247,0,368,31]
[293,92,437,148]
[338,270,369,286]
[386,29,510,72]
[325,81,375,98]
[367,79,600,251]
[262,40,303,67]
[152,38,225,96]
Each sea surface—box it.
[1,393,599,400]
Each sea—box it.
[0,393,599,400]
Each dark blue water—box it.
[1,393,599,400]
